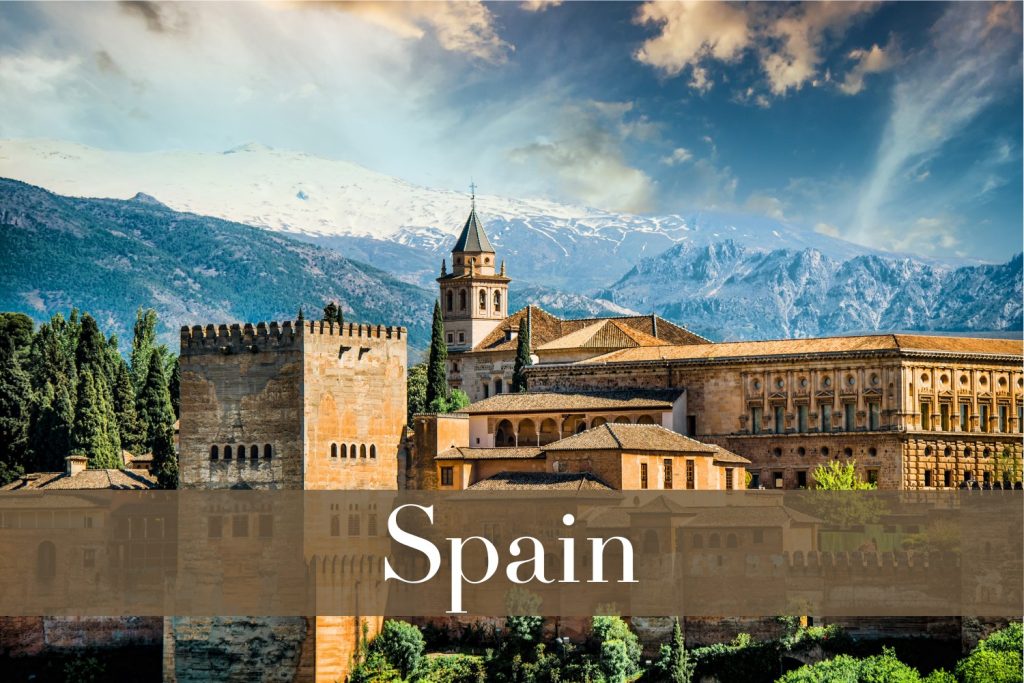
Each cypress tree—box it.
[72,369,121,468]
[130,308,159,392]
[668,618,693,683]
[151,419,178,489]
[28,378,74,472]
[425,300,449,410]
[511,312,532,393]
[168,356,181,419]
[323,301,345,326]
[0,336,32,485]
[138,352,174,452]
[112,359,144,455]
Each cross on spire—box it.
[469,179,477,209]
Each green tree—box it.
[591,616,641,675]
[407,361,428,425]
[600,639,630,683]
[777,648,925,683]
[138,352,175,452]
[130,308,159,392]
[27,377,74,472]
[0,312,35,356]
[667,617,694,683]
[322,301,344,326]
[812,460,876,490]
[425,300,449,410]
[367,619,425,680]
[0,336,32,485]
[71,369,121,468]
[168,355,181,419]
[511,314,531,393]
[955,622,1023,683]
[112,358,144,455]
[151,418,179,489]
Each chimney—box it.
[66,455,88,477]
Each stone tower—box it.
[167,318,407,683]
[438,194,510,352]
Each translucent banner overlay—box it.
[0,490,1019,617]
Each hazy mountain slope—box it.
[601,241,1023,341]
[0,179,434,348]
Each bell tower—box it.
[438,186,510,352]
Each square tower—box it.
[178,318,406,490]
[438,201,510,352]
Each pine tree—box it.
[425,300,449,410]
[138,352,174,453]
[168,356,181,419]
[130,308,159,392]
[0,336,32,485]
[72,369,121,469]
[112,358,144,455]
[151,419,178,489]
[511,312,532,393]
[668,618,693,683]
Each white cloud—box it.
[520,0,563,12]
[850,2,1022,248]
[745,194,786,220]
[633,1,879,99]
[660,147,692,166]
[838,42,897,95]
[814,222,841,238]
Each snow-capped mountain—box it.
[600,241,1023,340]
[1,138,909,293]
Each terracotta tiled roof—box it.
[709,446,753,465]
[544,423,730,455]
[436,447,544,461]
[579,334,1023,364]
[466,471,613,491]
[537,319,669,351]
[468,306,708,353]
[1,469,157,490]
[458,390,681,415]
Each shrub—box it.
[348,651,403,683]
[591,616,642,674]
[777,648,924,683]
[418,654,487,683]
[955,622,1023,683]
[600,639,631,683]
[369,620,426,679]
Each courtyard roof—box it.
[457,390,682,415]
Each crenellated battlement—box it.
[180,319,406,355]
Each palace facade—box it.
[437,203,1024,491]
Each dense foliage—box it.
[511,314,531,393]
[0,307,178,486]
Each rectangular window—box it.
[208,516,222,539]
[960,403,970,431]
[259,515,273,538]
[348,514,360,536]
[868,402,880,431]
[920,402,931,431]
[750,472,760,489]
[458,332,465,343]
[983,471,991,484]
[482,384,489,398]
[797,405,808,433]
[797,470,807,489]
[943,469,952,488]
[640,463,648,490]
[232,515,248,538]
[664,459,673,489]
[940,403,950,431]
[845,403,856,431]
[685,460,695,490]
[368,514,378,536]
[773,471,784,489]
[750,407,762,434]
[447,333,453,344]
[866,469,879,485]
[753,529,764,544]
[821,404,832,432]
[774,406,784,434]
[980,404,990,433]
[924,470,932,487]
[725,468,734,490]
[330,515,340,537]
[440,466,454,486]
[998,406,1007,433]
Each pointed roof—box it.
[536,319,670,351]
[452,206,494,253]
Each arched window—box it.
[539,418,559,446]
[360,444,367,458]
[264,444,272,459]
[210,445,219,460]
[370,445,377,459]
[459,289,467,310]
[250,445,258,461]
[446,290,453,312]
[494,291,501,312]
[518,419,537,445]
[350,444,358,458]
[495,419,515,447]
[225,445,232,460]
[37,541,56,581]
[591,417,607,429]
[614,415,631,424]
[331,443,338,458]
[479,289,487,311]
[636,414,656,425]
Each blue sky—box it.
[0,1,1020,261]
